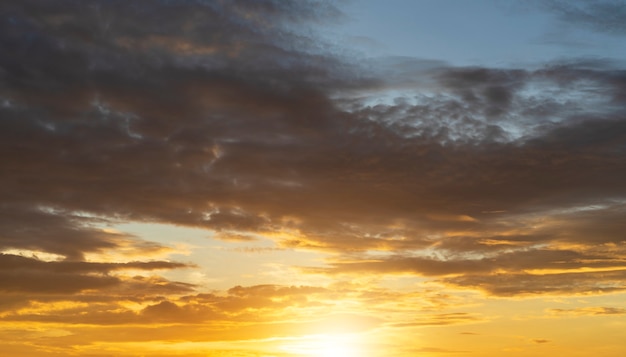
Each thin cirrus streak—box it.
[1,0,626,356]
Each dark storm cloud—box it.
[1,0,626,298]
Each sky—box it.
[1,0,626,356]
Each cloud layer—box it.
[3,0,626,290]
[1,2,626,354]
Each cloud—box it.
[532,339,550,344]
[542,0,626,35]
[390,312,481,327]
[0,253,192,273]
[549,306,626,316]
[443,270,626,296]
[0,0,625,326]
[2,2,626,356]
[0,282,381,331]
[308,246,626,277]
[0,269,119,294]
[0,253,194,294]
[0,206,135,261]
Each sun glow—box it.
[313,337,357,357]
[279,334,364,357]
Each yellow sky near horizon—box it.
[2,221,626,357]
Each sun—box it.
[313,335,358,357]
[279,333,363,357]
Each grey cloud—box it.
[437,67,527,119]
[0,0,359,255]
[0,206,116,260]
[4,13,626,230]
[543,0,626,35]
[540,204,626,244]
[0,253,194,294]
[0,269,119,294]
[0,253,193,273]
[1,0,626,298]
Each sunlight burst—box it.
[280,334,363,357]
[312,336,357,357]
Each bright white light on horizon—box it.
[279,334,365,357]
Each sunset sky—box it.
[1,0,626,356]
